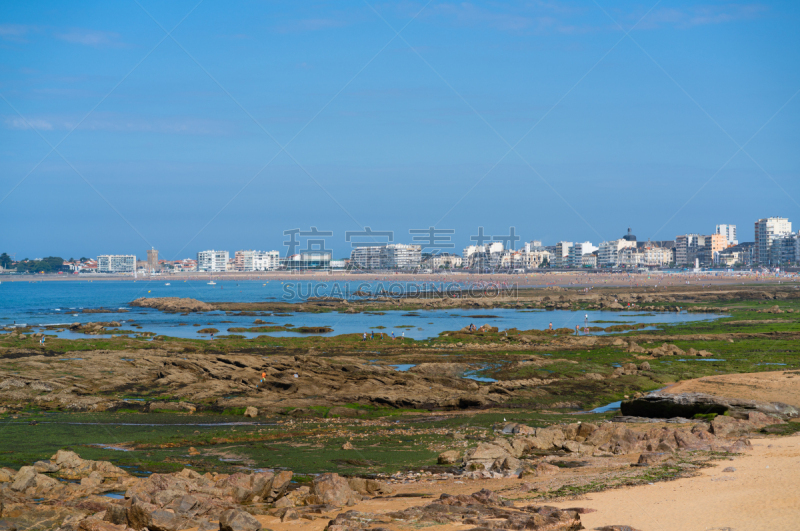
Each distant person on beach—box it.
[549,322,553,330]
[391,331,395,340]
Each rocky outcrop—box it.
[621,393,799,420]
[130,298,214,313]
[328,489,584,530]
[311,473,360,507]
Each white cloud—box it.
[5,117,54,130]
[0,24,35,43]
[4,113,232,136]
[54,29,125,48]
[639,4,769,29]
[274,17,349,33]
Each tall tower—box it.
[147,248,159,275]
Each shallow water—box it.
[588,400,622,414]
[0,280,727,340]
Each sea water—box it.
[0,280,726,340]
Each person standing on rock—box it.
[391,331,395,340]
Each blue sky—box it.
[1,0,798,260]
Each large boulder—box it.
[438,450,462,465]
[463,442,511,470]
[346,478,393,496]
[54,450,83,469]
[219,509,261,531]
[312,473,359,507]
[524,426,566,450]
[11,466,37,491]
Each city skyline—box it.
[2,1,799,258]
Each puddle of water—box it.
[59,358,84,361]
[757,363,787,366]
[676,358,726,362]
[588,401,622,414]
[390,364,416,372]
[463,374,497,383]
[104,492,125,499]
[93,444,132,452]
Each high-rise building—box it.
[598,239,637,267]
[382,244,422,269]
[235,250,280,271]
[197,250,229,272]
[97,255,136,273]
[754,218,792,265]
[350,246,385,270]
[675,234,700,265]
[704,234,727,266]
[716,224,737,246]
[568,242,597,267]
[553,242,573,268]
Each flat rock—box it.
[621,392,799,421]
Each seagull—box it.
[503,418,506,422]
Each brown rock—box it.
[438,450,461,465]
[219,509,262,531]
[312,473,359,507]
[11,466,37,491]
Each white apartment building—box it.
[716,224,738,246]
[382,244,422,269]
[770,233,799,265]
[197,250,229,272]
[236,250,280,271]
[597,239,637,267]
[755,217,792,265]
[567,241,597,268]
[97,255,136,273]
[464,242,505,269]
[350,246,384,270]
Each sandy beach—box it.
[3,270,797,290]
[548,434,800,531]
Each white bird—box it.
[503,418,506,422]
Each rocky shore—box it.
[0,409,774,531]
[129,284,800,315]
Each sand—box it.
[665,370,800,408]
[548,434,800,531]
